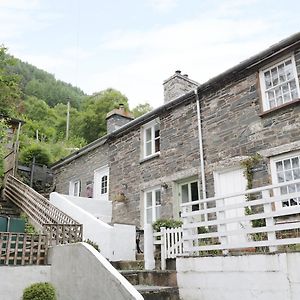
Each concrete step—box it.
[111,260,144,270]
[135,285,180,300]
[120,270,177,287]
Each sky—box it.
[0,0,300,109]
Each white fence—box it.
[181,178,300,255]
[154,227,184,270]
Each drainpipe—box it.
[195,89,206,200]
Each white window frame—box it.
[270,151,300,209]
[259,54,300,112]
[144,187,161,225]
[141,119,160,159]
[69,180,80,197]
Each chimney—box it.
[163,70,200,103]
[106,104,134,134]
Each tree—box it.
[0,120,8,185]
[78,88,129,143]
[0,46,22,116]
[132,103,153,118]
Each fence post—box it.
[262,190,277,252]
[144,224,155,270]
[216,197,228,255]
[160,227,166,271]
[182,206,193,255]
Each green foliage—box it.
[78,88,129,143]
[0,46,22,116]
[152,218,183,231]
[84,239,100,252]
[20,143,51,166]
[0,120,8,185]
[23,282,57,300]
[240,154,262,190]
[20,213,38,234]
[132,103,153,118]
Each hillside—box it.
[7,56,86,109]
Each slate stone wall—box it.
[53,143,108,197]
[109,101,201,226]
[109,47,300,226]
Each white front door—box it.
[94,166,109,201]
[214,168,247,245]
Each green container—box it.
[0,217,25,232]
[0,216,8,231]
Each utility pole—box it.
[66,100,70,140]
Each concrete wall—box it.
[0,265,51,300]
[64,195,112,223]
[177,253,300,300]
[50,192,136,261]
[49,243,143,300]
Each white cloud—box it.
[147,0,178,12]
[87,14,279,108]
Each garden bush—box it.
[23,282,56,300]
[152,218,183,231]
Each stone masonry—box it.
[52,34,300,229]
[53,142,108,197]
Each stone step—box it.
[120,270,177,287]
[111,260,144,270]
[135,285,180,300]
[0,199,20,217]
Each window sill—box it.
[139,152,160,164]
[259,98,300,117]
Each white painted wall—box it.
[64,194,112,223]
[0,266,51,300]
[50,192,136,261]
[49,243,143,300]
[177,253,300,300]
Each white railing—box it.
[181,179,300,255]
[154,226,184,270]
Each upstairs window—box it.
[142,119,160,159]
[259,55,300,111]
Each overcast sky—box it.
[0,0,299,108]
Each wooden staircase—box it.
[111,258,180,300]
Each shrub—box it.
[23,282,56,300]
[152,218,183,231]
[20,143,51,166]
[84,239,100,252]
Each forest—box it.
[0,45,152,170]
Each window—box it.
[144,188,161,224]
[69,180,80,196]
[101,175,108,194]
[142,119,160,158]
[259,55,300,111]
[271,152,300,207]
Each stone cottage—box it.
[52,32,300,230]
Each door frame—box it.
[93,165,109,200]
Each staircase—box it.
[112,258,180,300]
[0,197,20,218]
